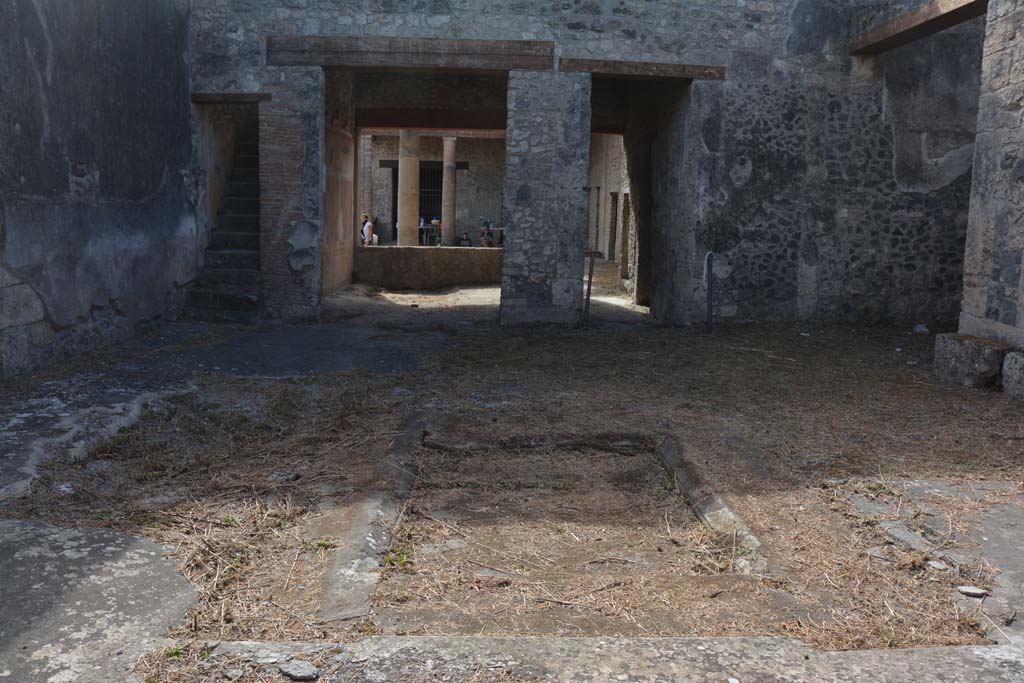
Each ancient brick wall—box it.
[258,70,326,319]
[959,0,1024,345]
[0,0,194,378]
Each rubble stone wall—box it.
[499,71,592,325]
[191,0,987,327]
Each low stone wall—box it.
[353,246,503,290]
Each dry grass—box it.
[1,374,398,643]
[4,319,1021,669]
[371,444,797,637]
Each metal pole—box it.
[705,252,714,333]
[584,250,597,328]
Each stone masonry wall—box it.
[1,0,195,378]
[958,0,1024,346]
[500,71,592,326]
[368,136,506,242]
[190,0,987,327]
[664,16,985,325]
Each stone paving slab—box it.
[0,518,197,683]
[206,636,1024,682]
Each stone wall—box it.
[367,136,506,242]
[353,246,503,290]
[186,0,988,327]
[0,0,195,378]
[186,0,991,329]
[958,0,1024,346]
[500,71,592,326]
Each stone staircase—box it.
[187,126,261,322]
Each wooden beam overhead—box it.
[356,108,508,131]
[560,58,727,81]
[268,36,555,72]
[360,127,506,140]
[191,92,271,104]
[849,0,988,55]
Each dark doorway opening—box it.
[419,166,443,223]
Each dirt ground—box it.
[3,281,1023,679]
[373,443,803,637]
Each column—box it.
[956,0,1024,346]
[442,136,458,245]
[397,129,420,246]
[323,70,355,293]
[499,71,592,325]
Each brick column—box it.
[442,136,458,245]
[397,129,420,246]
[957,0,1024,346]
[259,69,325,319]
[499,71,592,326]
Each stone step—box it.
[229,180,259,198]
[216,213,259,232]
[221,196,259,214]
[235,154,258,168]
[204,249,259,269]
[232,166,258,181]
[209,231,259,251]
[188,285,260,312]
[197,267,261,287]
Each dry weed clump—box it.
[136,642,345,683]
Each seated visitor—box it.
[459,231,473,247]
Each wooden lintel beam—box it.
[560,58,727,81]
[191,92,271,104]
[849,0,988,55]
[356,108,508,131]
[268,36,555,71]
[360,127,507,140]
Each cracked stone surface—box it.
[206,637,1024,682]
[0,518,197,683]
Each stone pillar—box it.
[259,69,325,318]
[956,0,1024,347]
[397,129,420,246]
[442,136,458,245]
[499,71,592,326]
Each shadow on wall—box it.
[0,0,195,378]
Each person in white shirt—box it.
[360,214,374,246]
